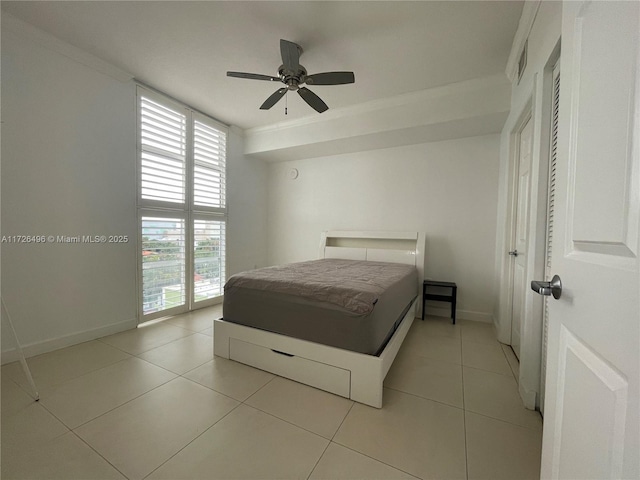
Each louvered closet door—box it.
[540,61,560,417]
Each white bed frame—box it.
[214,231,426,408]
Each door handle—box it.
[508,250,519,257]
[531,275,562,299]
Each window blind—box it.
[140,97,186,204]
[193,120,226,209]
[194,219,226,300]
[141,217,186,315]
[138,87,227,321]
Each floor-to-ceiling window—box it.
[137,86,226,321]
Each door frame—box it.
[497,41,561,410]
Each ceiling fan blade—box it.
[227,71,280,82]
[305,72,355,85]
[260,87,288,110]
[280,39,301,72]
[298,87,328,113]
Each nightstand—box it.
[422,280,457,324]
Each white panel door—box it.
[540,2,639,479]
[511,115,533,360]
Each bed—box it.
[213,231,426,408]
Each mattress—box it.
[222,259,418,355]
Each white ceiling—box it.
[2,1,523,130]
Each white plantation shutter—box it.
[140,97,186,204]
[137,86,227,320]
[194,219,226,300]
[141,217,186,314]
[193,120,226,209]
[191,116,227,307]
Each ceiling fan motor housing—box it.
[279,65,307,90]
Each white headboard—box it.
[319,230,426,317]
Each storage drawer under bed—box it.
[229,338,351,398]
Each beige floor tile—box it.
[462,339,513,376]
[39,357,176,428]
[2,376,37,418]
[400,328,462,364]
[99,322,192,355]
[2,306,547,480]
[463,367,542,430]
[501,343,520,380]
[246,376,353,439]
[333,388,466,480]
[200,326,214,337]
[164,305,220,332]
[459,320,497,345]
[1,431,126,480]
[76,377,238,480]
[414,315,461,338]
[2,340,131,389]
[1,400,69,453]
[466,411,542,480]
[147,404,328,480]
[184,356,274,401]
[197,303,222,316]
[138,333,213,374]
[384,350,464,407]
[309,443,419,480]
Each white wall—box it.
[1,22,138,358]
[267,135,501,321]
[1,18,269,361]
[245,75,511,162]
[226,127,269,275]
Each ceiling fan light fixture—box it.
[226,39,355,114]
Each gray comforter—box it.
[224,258,416,315]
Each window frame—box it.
[136,85,228,323]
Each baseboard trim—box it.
[425,306,493,323]
[493,313,510,344]
[1,317,137,365]
[519,381,538,411]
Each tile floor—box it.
[1,306,542,479]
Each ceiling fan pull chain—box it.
[285,91,288,115]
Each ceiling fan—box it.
[227,39,355,114]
